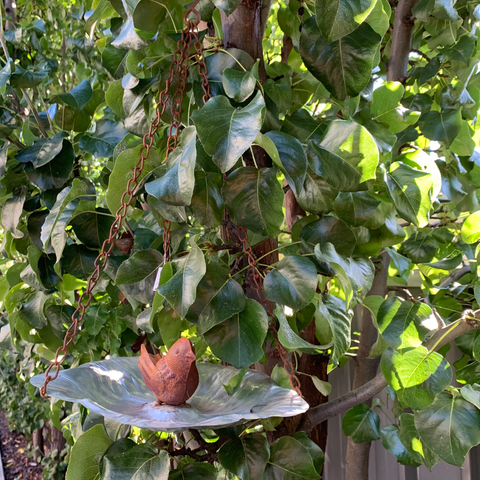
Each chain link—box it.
[41,2,210,398]
[236,227,302,397]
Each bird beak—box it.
[186,351,196,362]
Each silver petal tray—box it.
[31,358,309,432]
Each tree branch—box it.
[387,0,419,82]
[301,309,480,432]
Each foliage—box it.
[0,0,480,477]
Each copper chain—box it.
[236,227,302,397]
[40,3,210,398]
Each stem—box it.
[36,86,56,133]
[21,88,49,137]
[0,4,10,61]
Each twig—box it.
[21,88,49,137]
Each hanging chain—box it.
[236,227,302,397]
[40,3,210,398]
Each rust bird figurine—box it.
[138,337,199,406]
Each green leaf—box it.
[41,179,95,264]
[223,166,284,238]
[308,120,379,192]
[299,18,381,101]
[66,424,112,480]
[84,304,109,336]
[211,0,242,15]
[50,80,93,110]
[106,80,126,118]
[157,242,206,318]
[24,139,75,190]
[317,294,352,369]
[277,306,327,354]
[10,66,47,88]
[102,443,169,480]
[461,384,480,409]
[15,132,68,167]
[256,131,308,197]
[107,144,162,214]
[301,216,356,257]
[61,244,97,280]
[415,392,480,466]
[191,171,224,227]
[223,63,258,103]
[333,192,390,229]
[145,127,196,206]
[461,211,480,244]
[386,162,433,227]
[70,209,115,249]
[1,186,26,239]
[296,170,338,214]
[418,109,462,146]
[191,91,265,173]
[442,34,476,63]
[79,119,127,158]
[266,436,320,480]
[0,60,11,93]
[290,432,325,475]
[187,259,245,335]
[204,298,268,368]
[264,255,317,310]
[219,433,270,480]
[169,463,217,480]
[314,242,375,306]
[46,304,74,339]
[380,424,422,467]
[315,0,376,41]
[376,298,437,350]
[115,249,163,285]
[381,346,452,410]
[365,0,391,36]
[342,403,380,443]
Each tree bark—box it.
[344,252,390,480]
[387,0,419,82]
[3,0,15,30]
[32,428,44,458]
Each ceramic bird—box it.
[138,338,199,406]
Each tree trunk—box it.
[32,428,44,458]
[344,252,390,480]
[3,0,16,30]
[387,0,419,82]
[45,424,66,458]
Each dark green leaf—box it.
[115,249,163,285]
[1,185,26,239]
[296,170,338,214]
[61,244,97,280]
[308,120,379,192]
[257,131,308,197]
[191,171,224,227]
[301,216,356,256]
[66,424,112,480]
[204,298,268,368]
[381,346,452,410]
[380,424,422,467]
[191,92,265,173]
[79,120,127,158]
[418,109,462,145]
[71,209,115,249]
[223,63,258,103]
[145,126,196,206]
[333,192,390,229]
[10,66,47,88]
[56,106,92,132]
[223,167,284,238]
[15,132,68,167]
[299,18,381,100]
[266,436,320,480]
[50,80,93,110]
[376,298,437,350]
[107,144,162,214]
[218,433,270,480]
[169,463,217,480]
[264,256,317,310]
[157,242,206,318]
[315,0,376,41]
[342,403,380,443]
[317,294,352,368]
[106,80,126,118]
[84,304,109,336]
[415,393,480,466]
[187,259,245,335]
[102,443,169,480]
